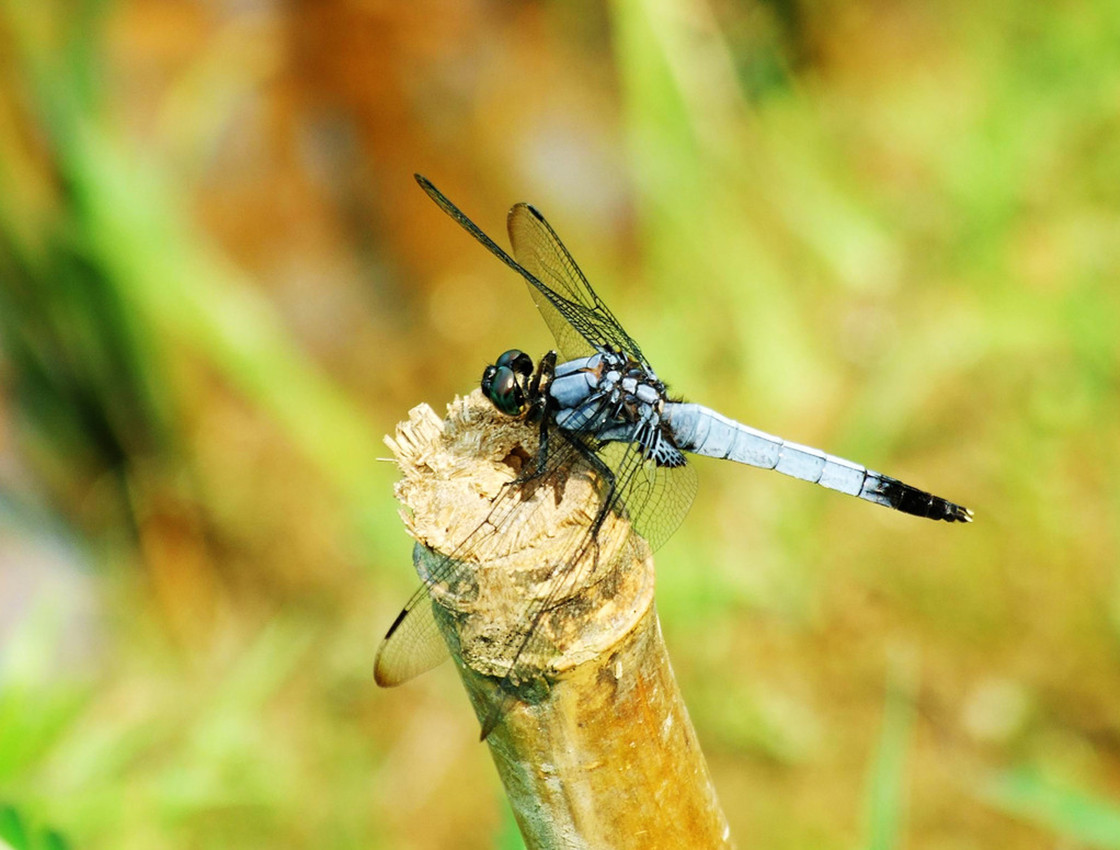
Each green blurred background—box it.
[1,0,1118,848]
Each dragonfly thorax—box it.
[549,349,687,468]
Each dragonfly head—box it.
[482,349,535,416]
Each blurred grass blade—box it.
[862,652,918,850]
[978,769,1120,848]
[0,594,91,784]
[0,806,29,850]
[0,806,72,850]
[0,0,397,545]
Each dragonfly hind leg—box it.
[558,430,617,539]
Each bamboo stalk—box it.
[386,392,733,849]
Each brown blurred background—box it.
[1,1,1119,848]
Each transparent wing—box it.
[373,585,447,686]
[506,203,648,365]
[375,447,577,687]
[375,395,699,736]
[374,403,601,690]
[598,440,698,553]
[415,175,648,365]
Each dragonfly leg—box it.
[509,353,560,486]
[530,351,558,398]
[519,413,552,483]
[558,430,616,539]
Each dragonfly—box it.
[376,174,972,736]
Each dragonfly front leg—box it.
[530,351,558,399]
[510,352,559,486]
[507,412,552,486]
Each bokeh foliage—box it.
[1,0,1119,848]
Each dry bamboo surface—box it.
[386,393,733,849]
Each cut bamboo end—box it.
[387,392,733,849]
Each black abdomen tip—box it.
[878,476,974,523]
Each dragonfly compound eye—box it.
[495,349,533,378]
[482,363,526,416]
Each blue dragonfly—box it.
[376,175,971,736]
